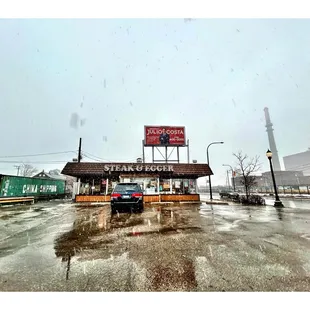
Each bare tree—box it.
[233,151,261,199]
[20,164,38,177]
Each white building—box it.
[283,149,310,176]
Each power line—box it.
[0,160,70,164]
[122,157,144,163]
[0,147,146,164]
[82,151,109,161]
[0,151,77,159]
[81,153,102,162]
[82,151,143,163]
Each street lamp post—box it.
[207,141,224,200]
[266,149,284,208]
[225,170,231,191]
[223,164,236,192]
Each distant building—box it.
[33,170,66,180]
[261,171,310,187]
[33,170,76,194]
[283,149,310,176]
[233,170,310,191]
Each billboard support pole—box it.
[187,139,190,163]
[156,147,166,159]
[142,140,145,163]
[168,147,175,159]
[150,145,190,163]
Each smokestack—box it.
[264,107,281,171]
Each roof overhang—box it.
[61,162,213,179]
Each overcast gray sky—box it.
[1,19,310,185]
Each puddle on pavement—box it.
[53,205,204,263]
[198,204,289,232]
[53,202,298,273]
[54,226,115,259]
[126,226,202,237]
[110,214,144,228]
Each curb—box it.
[149,202,174,205]
[74,202,110,207]
[204,201,229,205]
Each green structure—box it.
[0,174,65,198]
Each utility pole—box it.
[78,138,82,163]
[14,165,21,176]
[207,141,224,200]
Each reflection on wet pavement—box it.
[1,199,310,291]
[53,205,203,262]
[66,254,71,280]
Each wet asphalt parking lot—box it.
[1,198,310,291]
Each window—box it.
[159,179,170,194]
[114,183,141,193]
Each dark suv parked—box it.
[110,182,144,213]
[219,191,239,200]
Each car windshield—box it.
[114,184,141,193]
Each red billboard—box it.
[144,126,186,146]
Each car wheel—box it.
[111,206,117,214]
[137,204,144,213]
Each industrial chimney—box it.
[264,107,281,171]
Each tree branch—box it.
[233,151,262,198]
